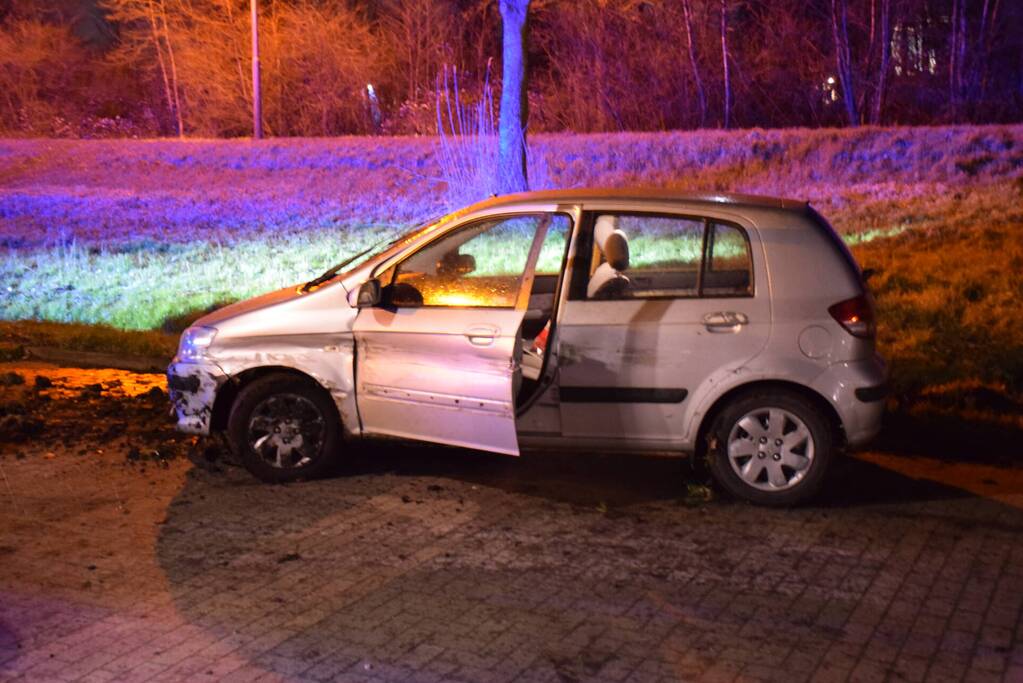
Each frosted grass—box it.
[2,125,1020,329]
[0,227,403,329]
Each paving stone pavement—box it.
[2,433,1023,682]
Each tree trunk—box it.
[871,0,891,125]
[831,0,859,126]
[498,0,529,194]
[251,0,262,139]
[682,0,707,128]
[976,0,1001,99]
[719,0,731,129]
[949,0,960,115]
[948,0,972,118]
[145,2,175,136]
[157,0,183,137]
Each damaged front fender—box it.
[206,334,359,438]
[167,360,227,435]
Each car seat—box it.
[587,215,630,299]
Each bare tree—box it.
[977,0,1004,99]
[103,0,183,136]
[158,0,183,137]
[250,0,261,138]
[498,0,529,194]
[382,0,456,106]
[13,0,1023,135]
[830,0,858,126]
[870,0,892,124]
[949,0,965,117]
[681,0,707,127]
[0,19,86,133]
[719,0,731,129]
[949,0,1003,118]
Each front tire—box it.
[227,373,342,483]
[706,389,834,506]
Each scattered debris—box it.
[0,372,25,386]
[683,483,714,505]
[0,414,44,442]
[277,552,301,564]
[0,344,25,362]
[0,367,190,468]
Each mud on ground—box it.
[0,362,215,470]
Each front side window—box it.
[583,212,752,300]
[384,213,571,308]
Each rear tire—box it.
[227,373,342,483]
[706,389,834,506]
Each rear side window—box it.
[704,223,753,296]
[580,212,753,300]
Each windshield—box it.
[303,207,473,291]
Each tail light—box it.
[829,294,876,339]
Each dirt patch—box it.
[0,362,222,467]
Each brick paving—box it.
[2,368,1023,682]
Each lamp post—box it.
[251,0,262,139]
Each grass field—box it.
[2,126,1022,418]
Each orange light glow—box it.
[429,291,495,307]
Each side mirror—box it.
[356,279,381,308]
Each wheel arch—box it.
[693,379,845,457]
[211,366,342,433]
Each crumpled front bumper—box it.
[167,359,227,435]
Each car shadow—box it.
[0,619,18,677]
[875,410,1023,467]
[329,438,1004,509]
[152,441,1023,681]
[332,440,690,508]
[822,454,973,507]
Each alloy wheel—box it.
[246,393,326,470]
[726,407,815,491]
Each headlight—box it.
[178,326,217,362]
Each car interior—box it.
[583,214,753,300]
[515,212,756,407]
[372,210,754,414]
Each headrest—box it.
[594,215,629,271]
[603,232,629,271]
[594,215,619,248]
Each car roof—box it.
[467,188,810,213]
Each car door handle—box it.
[464,325,499,346]
[702,311,749,333]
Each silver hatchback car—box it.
[168,190,886,505]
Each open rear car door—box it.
[352,212,560,455]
